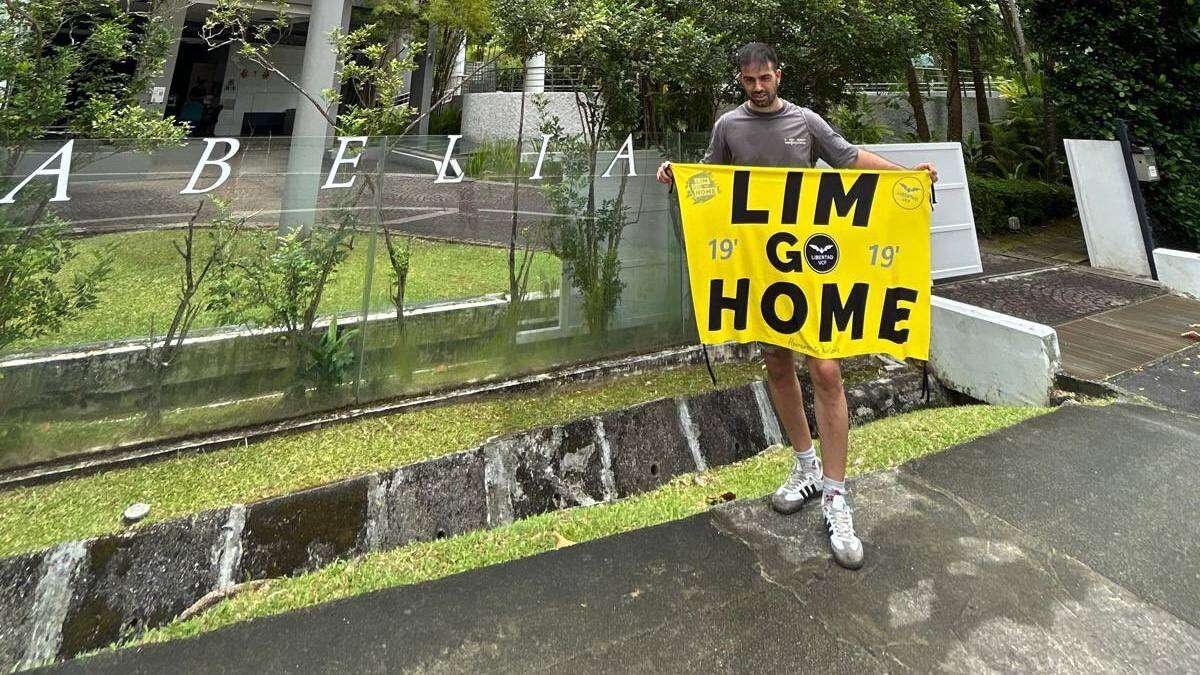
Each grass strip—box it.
[13,232,560,351]
[0,361,778,558]
[127,403,1051,648]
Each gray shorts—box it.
[753,342,840,362]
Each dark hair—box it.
[736,42,779,72]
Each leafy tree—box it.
[487,0,562,339]
[1029,0,1200,249]
[208,224,354,402]
[142,198,244,426]
[203,0,431,394]
[0,0,188,354]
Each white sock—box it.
[794,446,819,474]
[823,475,846,498]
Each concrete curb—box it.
[0,368,945,670]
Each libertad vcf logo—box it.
[804,233,839,273]
[686,171,719,204]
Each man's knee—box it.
[763,348,796,384]
[808,358,843,396]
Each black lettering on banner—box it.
[780,172,804,224]
[814,173,879,227]
[731,171,770,224]
[761,282,808,334]
[819,283,869,341]
[879,287,919,343]
[709,278,750,331]
[766,232,804,273]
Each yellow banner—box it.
[672,163,932,360]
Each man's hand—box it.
[913,162,939,184]
[656,161,674,185]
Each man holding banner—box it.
[657,43,938,570]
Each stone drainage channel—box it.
[0,362,948,671]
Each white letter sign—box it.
[1,140,75,204]
[434,135,464,184]
[181,138,241,194]
[322,136,368,190]
[602,134,637,178]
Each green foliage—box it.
[463,139,520,179]
[0,0,186,354]
[209,228,353,337]
[535,97,628,337]
[304,321,360,394]
[827,93,892,144]
[0,0,188,144]
[208,226,353,399]
[1029,0,1200,249]
[968,175,1077,235]
[327,24,418,136]
[141,199,245,426]
[428,101,462,136]
[0,210,114,353]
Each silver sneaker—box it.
[770,455,822,515]
[823,493,864,570]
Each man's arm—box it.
[852,149,939,184]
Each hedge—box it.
[968,176,1078,236]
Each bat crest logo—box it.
[892,176,926,210]
[804,233,839,274]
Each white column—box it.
[279,0,353,233]
[452,40,467,96]
[524,53,546,93]
[140,1,187,116]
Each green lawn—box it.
[0,360,785,558]
[125,403,1051,649]
[12,230,560,351]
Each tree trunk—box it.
[967,32,993,157]
[946,40,963,143]
[905,61,931,142]
[507,65,528,339]
[640,73,656,138]
[1041,52,1059,175]
[999,0,1034,94]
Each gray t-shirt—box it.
[702,99,859,169]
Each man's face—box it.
[738,62,781,107]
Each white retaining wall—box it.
[461,92,587,143]
[1153,249,1200,300]
[929,295,1061,405]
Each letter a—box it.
[1,140,75,204]
[181,138,241,194]
[602,134,637,178]
[434,135,465,183]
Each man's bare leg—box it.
[762,348,813,453]
[806,357,849,481]
[806,356,863,569]
[764,348,825,515]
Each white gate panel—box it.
[820,142,983,280]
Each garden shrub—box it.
[968,176,1078,236]
[1031,0,1200,250]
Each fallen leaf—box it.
[552,532,575,549]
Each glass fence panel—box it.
[0,133,706,472]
